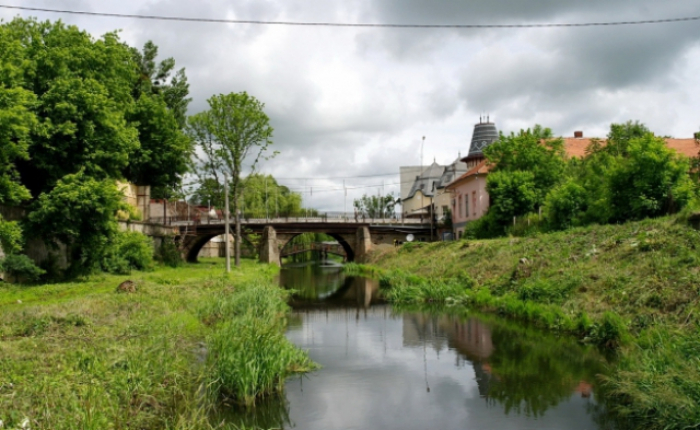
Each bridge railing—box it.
[149,212,428,226]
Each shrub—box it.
[102,231,154,274]
[157,236,183,268]
[544,180,588,230]
[0,253,46,283]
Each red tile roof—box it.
[562,137,699,158]
[444,136,699,189]
[445,160,491,190]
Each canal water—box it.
[229,261,614,430]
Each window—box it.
[465,195,469,219]
[442,206,448,217]
[472,191,477,216]
[458,196,463,217]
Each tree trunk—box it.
[233,188,241,267]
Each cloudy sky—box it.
[2,1,700,211]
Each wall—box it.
[401,190,432,219]
[451,175,489,238]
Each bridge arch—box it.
[278,233,355,263]
[182,233,255,263]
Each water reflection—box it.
[230,263,611,430]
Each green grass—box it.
[359,215,700,430]
[0,258,313,429]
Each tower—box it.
[462,117,499,169]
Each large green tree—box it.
[484,125,566,208]
[126,41,192,197]
[5,18,139,196]
[28,170,124,276]
[187,92,275,266]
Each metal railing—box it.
[149,212,429,227]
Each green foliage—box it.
[101,231,154,274]
[3,18,139,196]
[353,193,397,218]
[606,133,694,222]
[188,92,276,265]
[157,236,183,268]
[486,170,538,226]
[204,282,316,405]
[0,216,23,255]
[544,179,588,230]
[124,92,192,190]
[239,174,302,218]
[27,171,123,276]
[484,125,566,206]
[0,253,45,282]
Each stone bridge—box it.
[177,220,432,266]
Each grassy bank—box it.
[353,215,700,430]
[0,258,314,429]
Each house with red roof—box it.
[445,129,699,239]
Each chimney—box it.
[574,131,583,138]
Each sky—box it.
[2,0,700,211]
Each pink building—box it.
[445,119,499,238]
[445,161,491,238]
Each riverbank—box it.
[0,258,314,429]
[353,215,700,430]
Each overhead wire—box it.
[0,4,698,29]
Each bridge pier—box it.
[355,226,372,263]
[259,226,280,266]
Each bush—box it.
[0,253,46,283]
[102,231,154,274]
[157,236,182,268]
[544,180,588,230]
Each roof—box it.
[562,137,699,158]
[404,161,446,199]
[436,155,468,189]
[445,160,491,190]
[464,122,500,161]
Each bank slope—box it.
[364,216,700,430]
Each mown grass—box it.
[357,215,700,430]
[0,258,313,429]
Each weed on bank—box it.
[0,259,313,429]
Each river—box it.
[227,261,614,430]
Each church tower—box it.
[462,116,499,169]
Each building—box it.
[399,161,445,219]
[445,119,500,238]
[446,128,699,238]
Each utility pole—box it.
[224,173,231,273]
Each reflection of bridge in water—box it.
[280,242,348,261]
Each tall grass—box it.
[0,259,312,429]
[203,282,316,406]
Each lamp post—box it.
[224,173,231,273]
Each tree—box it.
[132,41,191,129]
[0,24,35,205]
[188,92,275,267]
[5,18,140,197]
[543,180,588,230]
[486,170,538,226]
[484,125,566,208]
[27,170,124,277]
[606,133,694,222]
[127,41,193,198]
[353,193,397,219]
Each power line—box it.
[1,5,698,29]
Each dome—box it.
[464,120,499,161]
